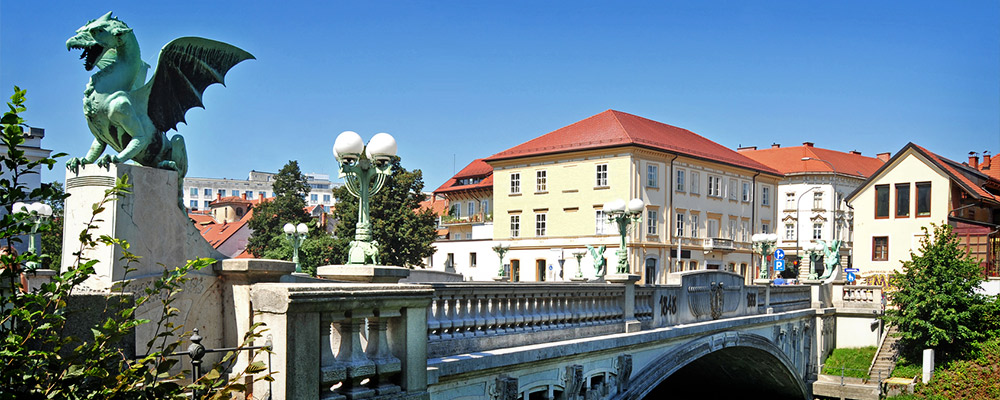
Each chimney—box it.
[983,153,992,169]
[802,142,814,147]
[969,154,980,169]
[850,150,861,155]
[877,152,890,162]
[771,143,781,149]
[242,192,247,200]
[737,146,758,152]
[216,192,221,200]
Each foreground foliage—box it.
[1,87,271,398]
[887,338,1000,400]
[883,223,987,363]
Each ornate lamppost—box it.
[13,202,53,270]
[603,198,644,274]
[283,222,308,273]
[333,131,396,265]
[572,251,587,279]
[751,233,779,280]
[803,241,824,280]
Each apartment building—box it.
[427,159,498,280]
[739,142,886,277]
[182,170,339,211]
[485,110,782,284]
[846,143,1000,284]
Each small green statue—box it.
[817,239,842,280]
[65,12,253,207]
[587,245,607,278]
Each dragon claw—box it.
[95,154,120,169]
[66,157,85,174]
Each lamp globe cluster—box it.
[13,202,53,217]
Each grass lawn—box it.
[821,346,877,379]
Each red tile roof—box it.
[910,144,998,203]
[434,159,494,194]
[418,197,450,216]
[739,144,885,178]
[483,110,781,175]
[977,154,1000,181]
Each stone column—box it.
[607,274,640,332]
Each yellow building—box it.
[846,143,1000,284]
[484,110,782,284]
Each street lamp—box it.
[572,251,587,279]
[794,186,822,278]
[603,198,644,274]
[333,131,396,265]
[283,222,308,273]
[751,233,778,280]
[803,241,824,280]
[13,202,53,270]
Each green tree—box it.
[883,223,987,362]
[40,180,66,269]
[331,156,437,268]
[246,160,311,256]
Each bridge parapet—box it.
[831,283,883,310]
[250,282,434,400]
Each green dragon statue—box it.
[65,12,253,206]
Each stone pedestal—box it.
[803,279,832,308]
[316,265,410,283]
[607,274,641,332]
[61,164,223,291]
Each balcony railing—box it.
[440,213,493,226]
[704,237,735,252]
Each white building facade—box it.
[182,170,339,211]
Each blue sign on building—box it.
[775,259,785,272]
[774,249,785,260]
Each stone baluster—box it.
[512,293,526,332]
[427,298,442,341]
[320,313,346,400]
[496,292,510,334]
[365,310,401,396]
[472,293,486,336]
[332,312,376,399]
[453,292,470,338]
[529,292,543,331]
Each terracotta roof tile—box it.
[739,144,885,178]
[484,110,781,175]
[418,197,450,216]
[434,159,494,194]
[911,144,999,203]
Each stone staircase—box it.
[868,325,900,382]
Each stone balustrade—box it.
[423,282,627,357]
[832,283,883,309]
[767,285,812,313]
[250,283,433,400]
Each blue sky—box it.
[2,1,998,190]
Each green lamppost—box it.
[751,233,779,280]
[333,131,396,265]
[572,251,587,279]
[603,198,645,274]
[803,241,824,280]
[13,202,53,270]
[283,222,308,273]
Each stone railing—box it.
[767,285,812,313]
[832,283,883,309]
[424,282,626,357]
[250,283,434,400]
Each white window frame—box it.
[468,201,475,217]
[690,171,700,194]
[676,169,685,192]
[536,170,547,192]
[729,220,737,240]
[690,214,700,238]
[762,186,771,206]
[535,213,547,236]
[596,210,613,235]
[676,212,685,237]
[728,179,738,200]
[510,215,520,237]
[742,182,751,202]
[190,187,199,197]
[813,192,823,209]
[510,173,521,194]
[647,209,658,235]
[762,223,770,234]
[647,164,658,188]
[785,223,795,240]
[595,164,608,187]
[813,223,823,240]
[707,175,722,197]
[708,219,719,238]
[786,192,796,209]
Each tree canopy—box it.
[245,160,312,257]
[330,156,437,268]
[883,223,987,361]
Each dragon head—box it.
[67,11,133,71]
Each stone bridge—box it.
[245,269,884,400]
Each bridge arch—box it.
[616,331,809,400]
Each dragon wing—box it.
[146,37,254,133]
